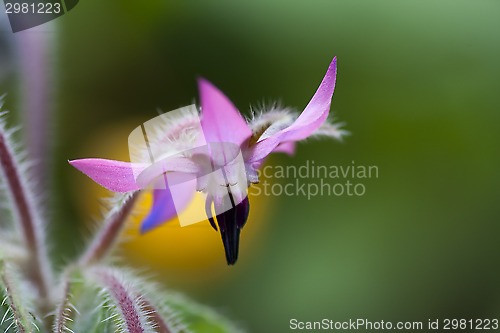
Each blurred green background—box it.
[1,0,500,331]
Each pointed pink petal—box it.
[248,57,337,163]
[198,78,252,146]
[280,57,337,142]
[134,155,200,189]
[69,158,143,192]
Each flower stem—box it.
[17,27,55,188]
[0,127,51,300]
[93,268,145,333]
[79,192,140,266]
[53,277,71,333]
[141,299,172,333]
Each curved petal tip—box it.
[198,78,252,146]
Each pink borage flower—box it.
[70,57,345,265]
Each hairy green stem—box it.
[141,300,172,333]
[79,192,140,266]
[93,268,145,333]
[53,278,71,333]
[1,272,27,333]
[0,129,51,300]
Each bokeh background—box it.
[1,0,500,332]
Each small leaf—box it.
[0,260,43,333]
[57,271,116,333]
[164,294,244,333]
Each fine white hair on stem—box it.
[129,105,202,166]
[87,267,170,333]
[0,261,43,332]
[310,120,350,141]
[0,104,53,301]
[79,192,140,266]
[248,102,297,141]
[248,101,348,142]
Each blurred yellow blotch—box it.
[120,190,265,274]
[74,122,269,281]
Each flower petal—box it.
[280,57,337,142]
[69,158,144,192]
[134,155,200,189]
[273,141,296,155]
[71,155,201,192]
[141,189,176,232]
[141,174,196,232]
[198,78,252,146]
[247,57,337,163]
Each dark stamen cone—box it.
[206,195,250,265]
[236,196,250,229]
